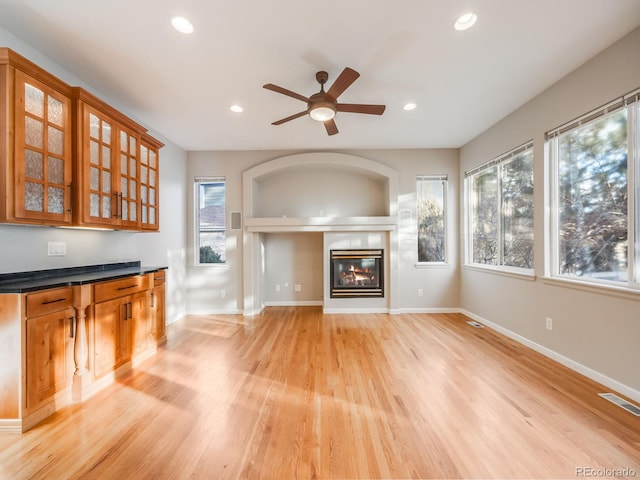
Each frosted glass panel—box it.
[150,188,156,206]
[121,177,128,196]
[102,196,111,218]
[149,208,156,224]
[141,206,147,223]
[25,182,44,211]
[48,186,64,214]
[89,113,100,139]
[48,96,63,126]
[121,154,127,174]
[141,185,147,203]
[130,158,136,178]
[149,151,156,168]
[103,172,111,193]
[130,180,137,200]
[48,156,64,184]
[90,167,99,190]
[121,201,128,220]
[90,140,99,165]
[48,126,64,155]
[141,146,148,165]
[102,146,111,168]
[150,170,156,187]
[102,122,111,144]
[25,149,44,180]
[25,84,44,117]
[25,117,44,148]
[141,166,148,184]
[90,193,100,217]
[130,137,136,155]
[120,131,127,152]
[130,201,136,221]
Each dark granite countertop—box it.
[0,261,167,293]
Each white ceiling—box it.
[1,0,639,151]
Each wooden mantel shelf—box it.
[244,216,397,233]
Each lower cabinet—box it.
[92,275,150,379]
[24,287,75,412]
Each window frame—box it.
[546,89,640,291]
[464,141,535,276]
[416,174,448,265]
[194,176,227,267]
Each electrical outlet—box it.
[48,241,66,256]
[546,317,553,331]
[220,289,226,298]
[276,284,280,292]
[418,288,423,297]
[295,284,302,292]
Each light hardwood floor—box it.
[1,307,638,479]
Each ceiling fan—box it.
[263,67,385,136]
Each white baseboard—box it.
[263,301,323,307]
[186,308,244,316]
[0,419,21,433]
[323,307,390,314]
[459,309,640,404]
[399,307,460,314]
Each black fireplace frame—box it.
[329,249,384,298]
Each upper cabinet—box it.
[0,49,74,225]
[0,48,162,232]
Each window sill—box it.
[542,276,640,301]
[463,263,536,281]
[194,263,228,269]
[415,262,452,269]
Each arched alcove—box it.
[241,152,399,315]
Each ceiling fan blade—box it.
[271,110,308,125]
[324,119,339,136]
[263,84,310,103]
[337,103,386,115]
[326,67,360,100]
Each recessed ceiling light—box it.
[230,105,243,113]
[403,103,417,111]
[171,16,194,34]
[454,12,477,31]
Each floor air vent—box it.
[598,393,640,416]
[466,321,484,328]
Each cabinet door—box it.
[140,139,160,230]
[151,283,166,342]
[82,105,117,227]
[130,291,149,356]
[117,127,141,229]
[93,297,123,378]
[25,308,74,409]
[14,70,72,224]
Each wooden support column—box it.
[71,284,92,402]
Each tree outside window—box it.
[466,142,534,270]
[195,178,226,264]
[417,175,447,263]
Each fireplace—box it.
[330,249,384,298]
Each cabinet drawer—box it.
[153,271,165,287]
[94,275,149,303]
[26,287,73,317]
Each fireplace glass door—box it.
[330,249,384,298]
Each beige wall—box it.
[459,27,640,398]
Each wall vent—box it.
[467,321,484,328]
[598,393,640,416]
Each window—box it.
[195,177,226,264]
[417,175,447,263]
[465,141,534,270]
[547,90,639,287]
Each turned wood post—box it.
[72,284,92,377]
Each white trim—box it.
[0,420,22,433]
[541,276,640,301]
[399,307,461,314]
[459,309,640,404]
[414,262,452,269]
[323,307,390,314]
[264,301,323,307]
[463,263,536,281]
[187,308,244,315]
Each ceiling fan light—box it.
[309,104,336,122]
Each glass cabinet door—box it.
[118,127,140,228]
[85,107,115,224]
[140,140,160,230]
[14,71,72,223]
